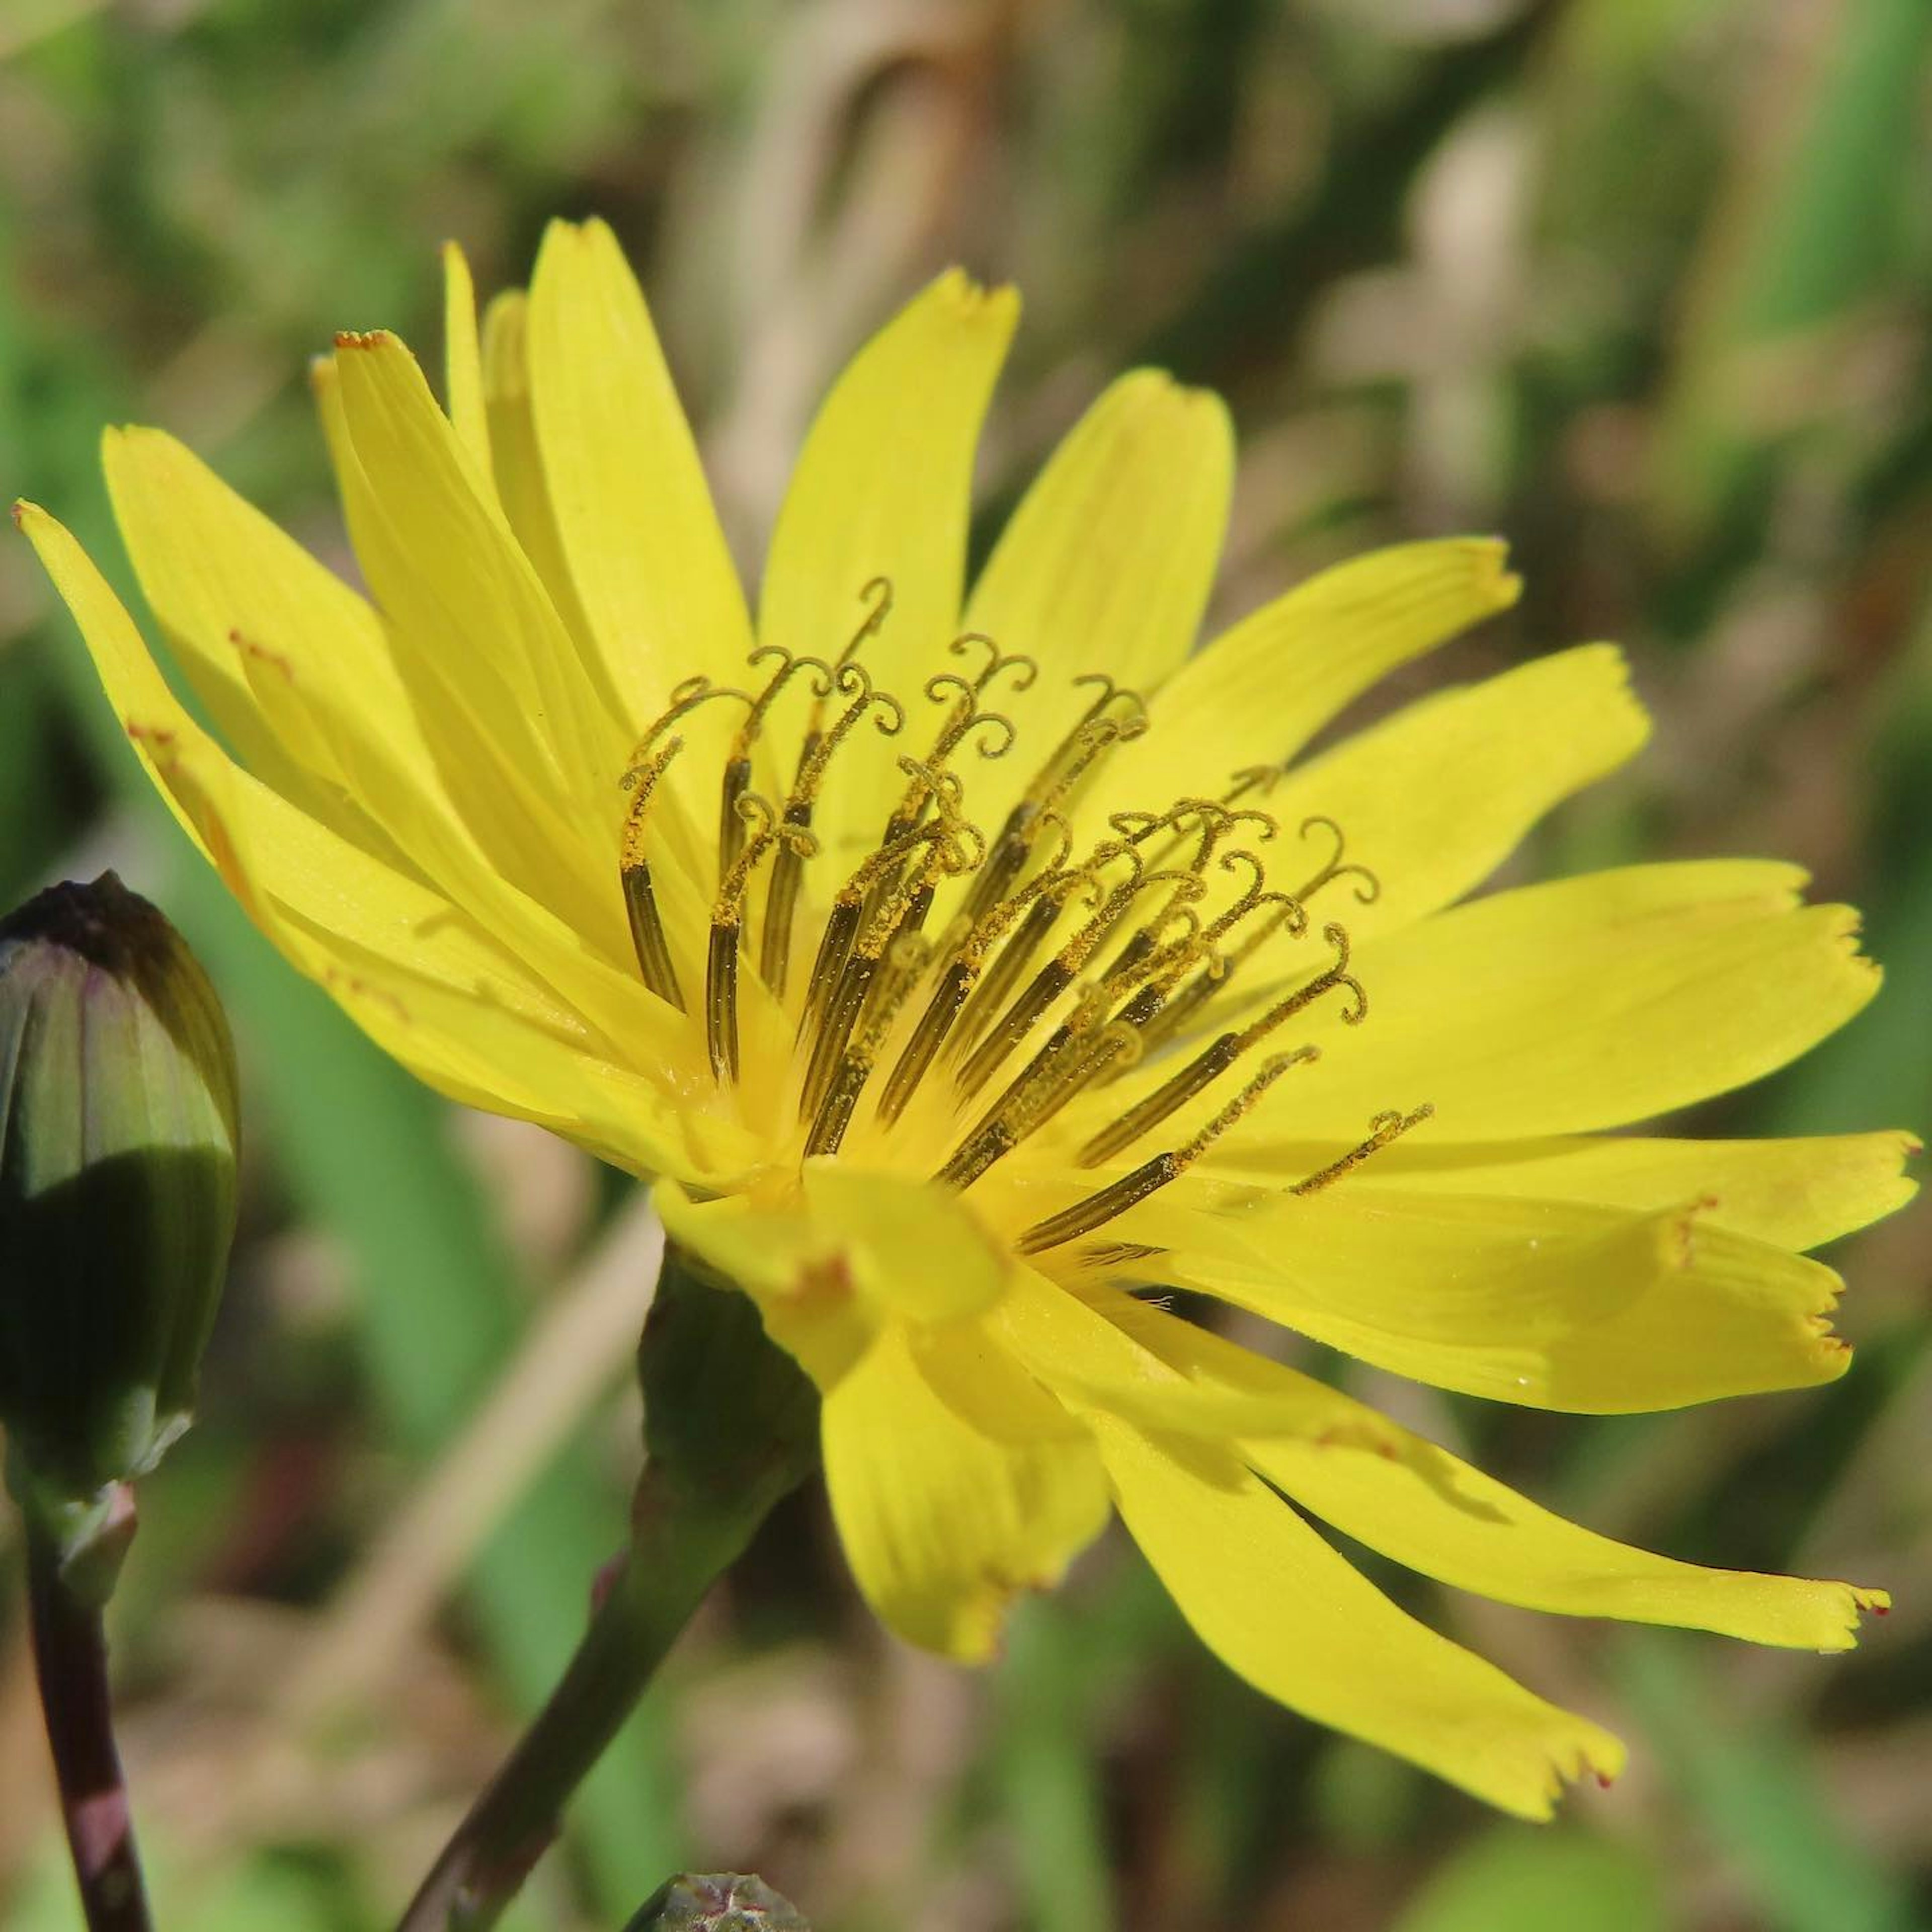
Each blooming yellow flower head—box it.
[19,221,1912,1818]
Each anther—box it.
[617,737,689,1009]
[760,667,905,998]
[1075,923,1360,1160]
[943,1018,1143,1192]
[875,860,1092,1126]
[799,820,969,1119]
[953,854,1176,1100]
[1079,1041,1319,1167]
[803,929,932,1158]
[796,819,948,1046]
[706,793,801,1083]
[948,857,1111,1061]
[1292,1103,1434,1194]
[1130,889,1310,1060]
[1014,1052,1306,1253]
[961,718,1131,930]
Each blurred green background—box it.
[3,1,1930,1927]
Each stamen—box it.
[948,630,1040,698]
[1092,801,1269,978]
[939,1018,1145,1192]
[1291,1104,1434,1194]
[631,674,754,762]
[961,713,1137,929]
[617,736,689,1009]
[953,852,1190,1100]
[975,914,1209,1142]
[1124,888,1305,1061]
[1294,815,1381,907]
[1222,763,1281,807]
[804,928,931,1158]
[706,794,812,1083]
[718,647,833,882]
[1230,921,1369,1042]
[875,857,1094,1126]
[1075,923,1360,1163]
[760,665,905,997]
[800,816,973,1118]
[949,851,1117,1060]
[1014,1052,1306,1254]
[835,575,895,675]
[796,817,950,1046]
[957,674,1145,931]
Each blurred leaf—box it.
[1392,1825,1666,1932]
[1650,0,1932,553]
[1616,1632,1916,1932]
[6,1833,348,1932]
[990,1591,1129,1932]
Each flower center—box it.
[616,580,1430,1250]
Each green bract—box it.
[0,873,238,1550]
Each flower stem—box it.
[396,1244,819,1932]
[25,1510,154,1932]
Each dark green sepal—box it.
[0,873,238,1568]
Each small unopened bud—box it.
[0,874,238,1580]
[624,1873,811,1931]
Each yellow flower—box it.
[18,220,1911,1819]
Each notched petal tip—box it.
[1805,1582,1893,1653]
[1530,1725,1628,1821]
[927,264,1022,325]
[332,329,394,352]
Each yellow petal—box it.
[1133,860,1878,1143]
[798,1163,1012,1323]
[654,1185,877,1388]
[655,1170,1016,1388]
[1095,1415,1625,1819]
[822,1320,1109,1661]
[18,500,695,1170]
[99,425,406,848]
[1100,1290,1888,1649]
[1263,1130,1919,1252]
[1255,644,1649,941]
[320,332,629,942]
[759,270,1018,852]
[963,370,1233,834]
[988,1266,1402,1449]
[1156,1185,1851,1411]
[525,217,754,721]
[329,327,623,780]
[98,425,460,865]
[478,289,598,653]
[441,239,493,485]
[1084,536,1521,831]
[103,424,686,1045]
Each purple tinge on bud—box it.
[0,873,238,1525]
[623,1873,812,1931]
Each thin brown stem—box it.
[26,1508,153,1932]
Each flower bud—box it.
[0,874,238,1559]
[623,1874,811,1931]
